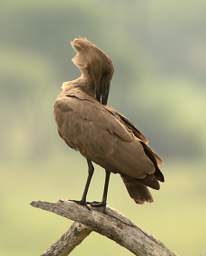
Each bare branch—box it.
[31,200,176,256]
[41,222,91,256]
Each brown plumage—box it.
[54,38,164,206]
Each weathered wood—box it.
[41,222,91,256]
[31,200,176,256]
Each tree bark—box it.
[41,222,91,256]
[31,200,176,256]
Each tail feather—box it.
[137,175,160,190]
[154,168,164,182]
[140,141,165,182]
[121,175,153,204]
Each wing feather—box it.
[54,92,156,179]
[106,106,149,144]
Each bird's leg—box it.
[70,159,94,206]
[89,170,111,208]
[81,159,94,203]
[101,170,111,205]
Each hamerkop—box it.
[54,37,164,207]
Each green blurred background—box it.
[1,1,206,255]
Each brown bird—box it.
[54,37,164,207]
[69,37,114,206]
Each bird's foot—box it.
[87,201,106,208]
[69,199,90,210]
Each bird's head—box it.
[70,37,114,104]
[71,37,92,70]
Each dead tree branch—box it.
[40,222,91,256]
[31,200,176,256]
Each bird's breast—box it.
[54,96,82,150]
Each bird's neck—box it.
[62,74,96,98]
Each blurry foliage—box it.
[131,78,206,158]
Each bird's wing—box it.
[106,106,149,144]
[54,92,156,179]
[59,89,133,142]
[106,106,163,166]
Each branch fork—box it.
[31,200,176,256]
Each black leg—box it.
[81,159,94,203]
[101,170,111,206]
[89,170,111,208]
[71,159,94,206]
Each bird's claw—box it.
[87,201,106,208]
[69,199,91,210]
